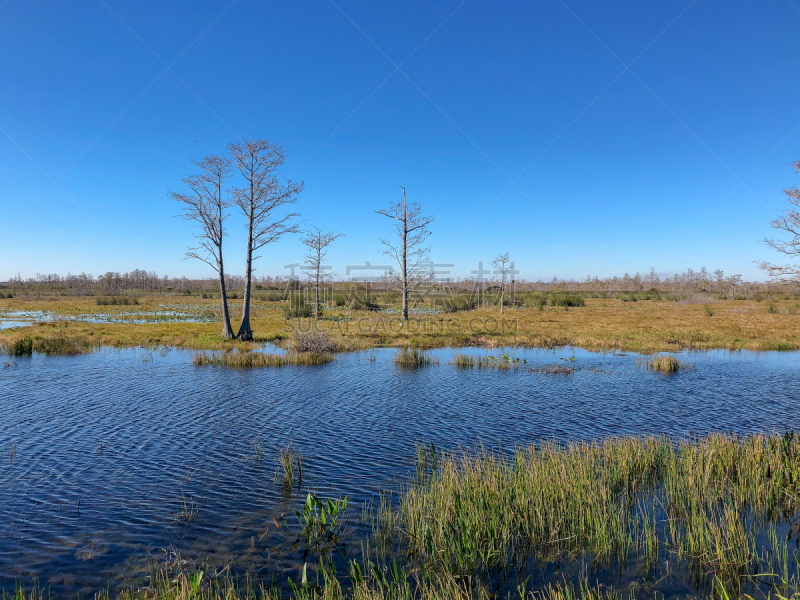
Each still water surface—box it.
[1,347,798,596]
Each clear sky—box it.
[1,0,799,282]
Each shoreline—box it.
[3,296,800,355]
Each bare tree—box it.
[759,156,800,281]
[726,274,742,300]
[171,155,235,339]
[714,269,725,292]
[376,187,434,321]
[229,139,303,340]
[301,226,343,318]
[492,253,512,314]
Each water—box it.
[1,347,799,597]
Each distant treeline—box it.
[0,267,796,299]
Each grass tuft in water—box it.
[174,491,198,525]
[636,354,685,372]
[394,348,439,368]
[278,441,304,491]
[193,350,334,368]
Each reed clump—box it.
[193,350,334,367]
[636,354,685,372]
[278,441,303,491]
[394,347,439,368]
[451,354,525,370]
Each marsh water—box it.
[1,347,799,597]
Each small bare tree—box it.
[301,226,343,318]
[229,139,303,340]
[377,187,434,321]
[759,156,800,282]
[492,253,512,314]
[171,154,235,339]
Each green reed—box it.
[398,432,800,594]
[193,351,333,368]
[636,354,685,372]
[394,348,439,368]
[278,441,304,491]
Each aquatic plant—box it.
[294,492,347,561]
[394,347,439,368]
[193,351,333,368]
[452,354,527,370]
[636,354,685,372]
[278,441,304,491]
[399,432,800,595]
[174,491,198,525]
[451,353,475,368]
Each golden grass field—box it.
[1,294,799,354]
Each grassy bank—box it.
[3,295,800,354]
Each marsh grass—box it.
[96,296,139,306]
[394,348,439,368]
[193,351,334,367]
[35,333,94,355]
[399,432,800,596]
[549,293,585,307]
[450,353,526,369]
[278,441,304,491]
[636,354,686,372]
[4,333,93,356]
[174,491,198,525]
[5,296,800,353]
[7,336,32,356]
[8,434,800,600]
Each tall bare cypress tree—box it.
[377,187,434,321]
[301,226,343,318]
[171,155,235,339]
[229,139,302,340]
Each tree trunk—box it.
[314,264,320,318]
[238,210,255,341]
[218,257,234,339]
[402,196,409,321]
[500,279,505,314]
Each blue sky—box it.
[1,0,799,281]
